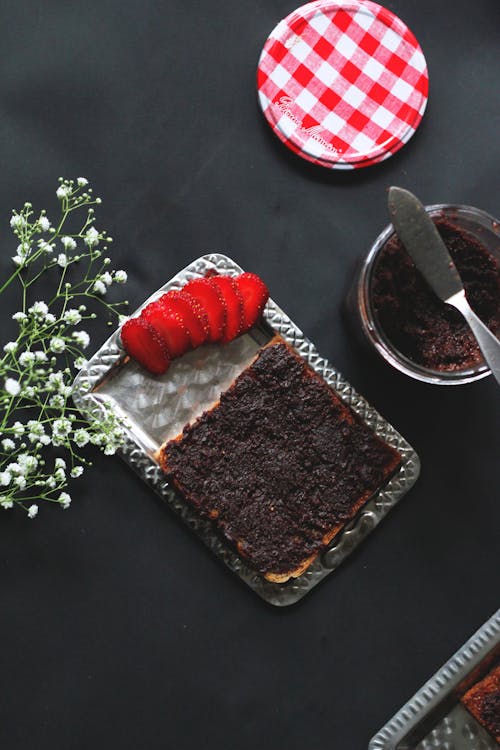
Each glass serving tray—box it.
[370,609,500,750]
[72,253,420,606]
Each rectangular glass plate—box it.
[370,609,500,750]
[72,253,420,606]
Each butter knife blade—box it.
[387,186,463,302]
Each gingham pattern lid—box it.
[257,0,429,169]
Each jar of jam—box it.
[354,204,500,385]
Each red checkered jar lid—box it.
[257,0,429,169]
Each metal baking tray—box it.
[72,253,420,606]
[370,609,500,750]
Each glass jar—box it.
[354,204,500,385]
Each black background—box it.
[0,1,499,749]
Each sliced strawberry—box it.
[235,272,269,332]
[121,317,170,375]
[209,275,244,343]
[183,277,226,342]
[159,290,209,348]
[142,300,191,358]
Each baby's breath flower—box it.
[70,466,84,478]
[0,497,13,509]
[55,457,66,470]
[4,378,21,396]
[61,236,77,251]
[77,177,88,187]
[0,472,12,486]
[85,227,100,247]
[58,492,71,509]
[39,240,54,254]
[3,341,18,354]
[28,504,38,518]
[34,350,47,362]
[49,337,66,354]
[63,309,82,325]
[38,215,51,231]
[56,184,70,200]
[15,476,27,490]
[93,279,106,295]
[57,253,68,268]
[12,255,24,266]
[29,301,48,318]
[100,271,113,286]
[44,313,56,325]
[10,214,26,230]
[12,422,24,437]
[74,356,88,369]
[114,270,127,283]
[12,311,27,322]
[1,439,15,452]
[19,351,35,367]
[72,331,90,348]
[74,428,90,447]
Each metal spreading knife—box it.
[388,186,500,386]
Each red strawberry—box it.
[142,300,191,358]
[210,275,244,343]
[183,277,226,342]
[159,290,209,348]
[121,317,170,375]
[235,272,269,332]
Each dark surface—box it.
[0,1,499,749]
[163,341,401,577]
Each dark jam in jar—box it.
[370,218,500,371]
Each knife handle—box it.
[449,291,500,386]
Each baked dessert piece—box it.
[159,338,401,582]
[371,217,500,371]
[461,663,500,744]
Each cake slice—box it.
[159,338,401,582]
[461,663,500,744]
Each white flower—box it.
[27,420,45,442]
[0,497,13,509]
[46,476,56,489]
[3,341,18,354]
[0,472,12,487]
[7,462,21,475]
[15,476,26,490]
[48,372,65,391]
[52,418,71,444]
[74,428,90,447]
[12,421,24,437]
[58,492,71,509]
[4,378,21,396]
[38,215,51,231]
[18,453,38,474]
[39,240,54,254]
[56,184,70,200]
[19,351,35,367]
[55,467,65,482]
[77,177,88,187]
[70,466,84,478]
[49,337,66,354]
[12,255,24,266]
[63,309,82,325]
[17,242,31,258]
[28,504,38,518]
[34,350,47,362]
[1,438,15,452]
[49,394,65,408]
[104,444,117,455]
[57,253,68,268]
[12,311,27,322]
[55,457,66,470]
[61,236,77,251]
[38,434,51,446]
[93,280,106,295]
[72,330,90,349]
[10,213,26,229]
[85,227,100,247]
[114,270,127,284]
[44,313,56,325]
[29,301,48,318]
[74,356,88,369]
[100,271,113,286]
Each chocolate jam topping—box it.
[371,218,500,371]
[482,691,500,740]
[162,341,400,577]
